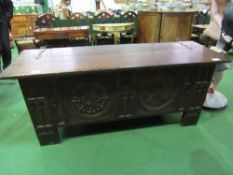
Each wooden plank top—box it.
[139,9,197,14]
[93,23,134,32]
[0,41,229,79]
[93,23,134,27]
[34,26,90,33]
[192,24,209,30]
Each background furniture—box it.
[93,11,115,45]
[120,11,137,44]
[33,26,90,46]
[14,38,39,53]
[11,14,39,53]
[93,23,134,44]
[137,10,196,43]
[68,12,90,46]
[35,13,70,47]
[192,24,208,42]
[0,41,229,146]
[11,14,37,38]
[69,12,89,27]
[35,13,59,28]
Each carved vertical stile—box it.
[19,78,60,145]
[181,64,216,125]
[19,79,47,127]
[188,64,215,110]
[49,78,66,126]
[116,72,136,118]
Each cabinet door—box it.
[159,13,194,42]
[11,16,28,37]
[11,15,37,37]
[137,13,161,43]
[26,15,37,36]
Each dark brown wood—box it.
[0,41,228,79]
[93,11,114,24]
[0,42,229,145]
[120,11,137,22]
[36,13,59,28]
[69,12,89,27]
[137,10,196,43]
[33,26,90,40]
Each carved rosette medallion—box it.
[66,81,112,119]
[139,76,175,111]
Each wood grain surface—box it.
[0,41,229,79]
[33,26,90,40]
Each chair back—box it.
[93,11,114,24]
[69,12,88,27]
[36,13,59,28]
[120,11,137,23]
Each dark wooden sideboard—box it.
[0,42,229,146]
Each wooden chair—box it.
[69,12,88,26]
[93,11,114,45]
[36,13,58,28]
[68,12,90,46]
[119,11,137,44]
[36,13,68,48]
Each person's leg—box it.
[0,22,12,69]
[0,24,2,71]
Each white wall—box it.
[13,0,35,6]
[71,0,96,12]
[48,0,123,12]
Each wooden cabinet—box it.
[0,42,229,145]
[11,14,37,38]
[137,11,195,43]
[137,12,161,43]
[160,13,194,42]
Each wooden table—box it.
[192,24,209,40]
[33,26,90,40]
[0,41,229,146]
[93,23,134,44]
[192,24,208,31]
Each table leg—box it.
[113,32,120,44]
[36,125,60,146]
[181,109,202,126]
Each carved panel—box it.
[65,80,113,120]
[19,64,215,133]
[139,75,176,111]
[117,86,136,118]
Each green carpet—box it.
[0,48,233,175]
